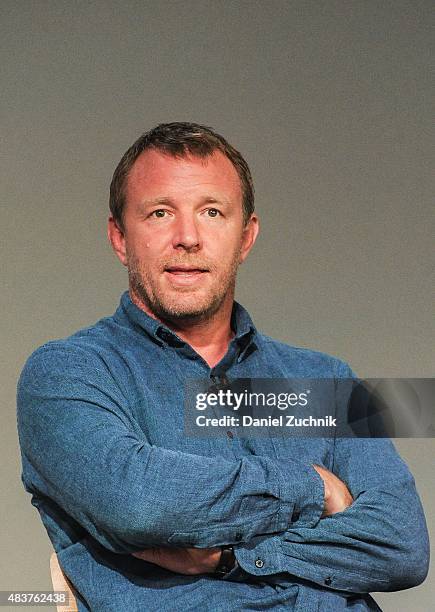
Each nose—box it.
[171,212,201,252]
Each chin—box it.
[161,305,214,320]
[156,296,223,322]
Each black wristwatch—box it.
[214,546,236,576]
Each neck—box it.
[130,290,235,368]
[173,310,234,368]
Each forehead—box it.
[125,149,243,204]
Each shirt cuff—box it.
[275,462,324,529]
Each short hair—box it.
[109,122,255,230]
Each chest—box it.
[121,351,336,470]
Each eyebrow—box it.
[140,197,173,207]
[137,196,231,211]
[135,197,173,214]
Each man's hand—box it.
[313,464,354,517]
[132,546,222,575]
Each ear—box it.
[107,216,128,266]
[239,214,259,263]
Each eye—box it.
[206,208,221,218]
[150,209,168,218]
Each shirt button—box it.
[324,576,332,586]
[255,558,264,568]
[227,431,234,439]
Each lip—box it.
[165,267,207,273]
[164,268,209,286]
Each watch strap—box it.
[214,546,235,576]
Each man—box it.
[17,123,429,611]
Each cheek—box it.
[139,230,172,253]
[217,234,244,260]
[207,225,243,249]
[124,222,163,248]
[126,235,156,257]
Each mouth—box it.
[165,265,209,274]
[164,266,209,284]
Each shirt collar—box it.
[115,290,257,350]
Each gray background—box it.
[1,1,433,610]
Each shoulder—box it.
[254,332,355,378]
[18,315,118,385]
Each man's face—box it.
[109,149,258,324]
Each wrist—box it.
[214,546,235,576]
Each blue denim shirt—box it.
[17,292,429,611]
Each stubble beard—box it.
[127,253,241,325]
